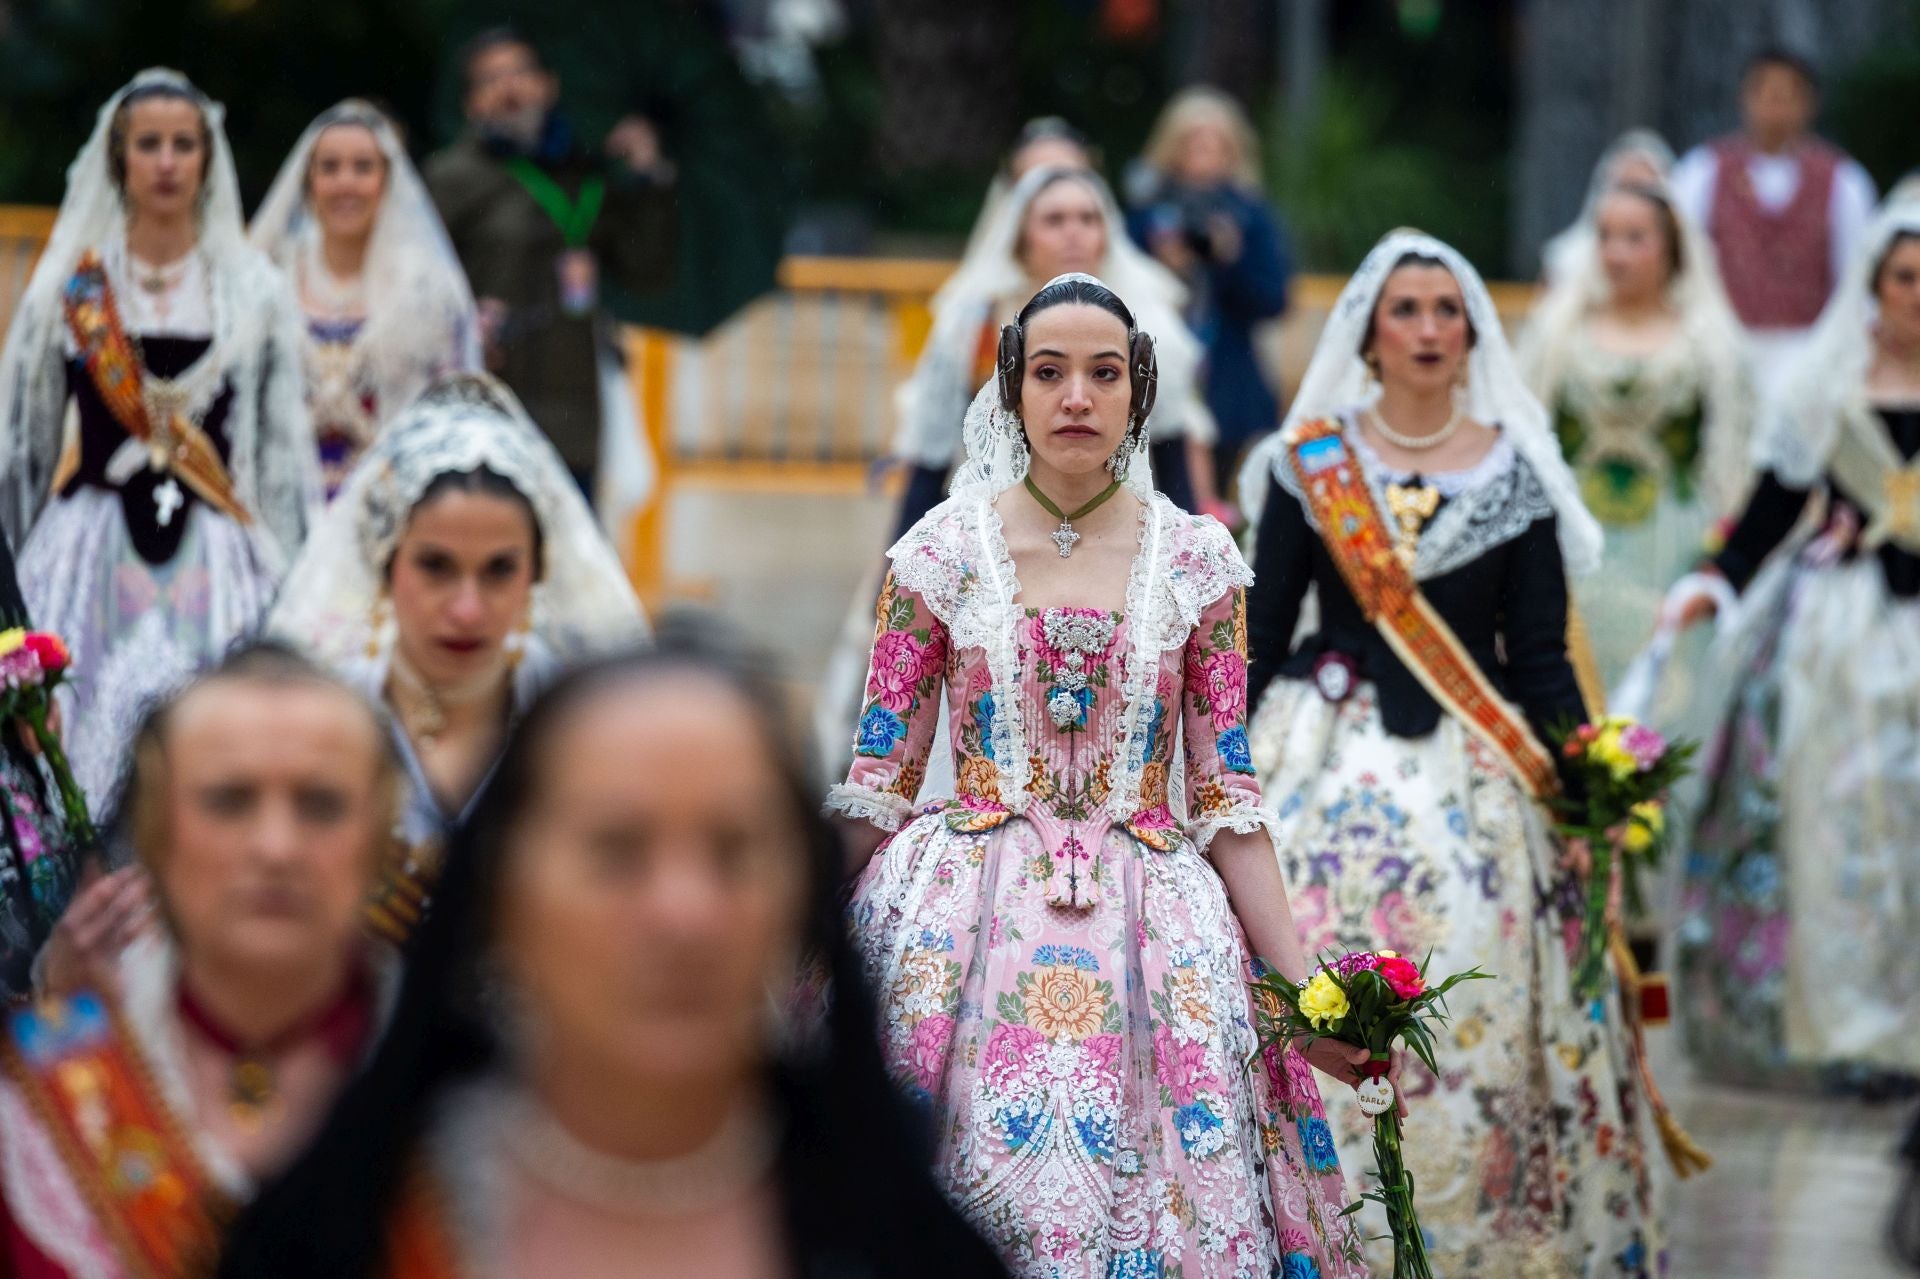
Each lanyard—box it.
[506,158,606,248]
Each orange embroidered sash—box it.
[61,250,252,525]
[364,839,444,946]
[1287,419,1560,800]
[0,993,230,1279]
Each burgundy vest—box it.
[1707,135,1839,329]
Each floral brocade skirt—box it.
[848,810,1366,1279]
[19,491,276,809]
[1250,679,1663,1279]
[1677,554,1920,1081]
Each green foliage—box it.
[1261,69,1507,275]
[1826,36,1920,193]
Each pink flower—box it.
[1153,1023,1221,1106]
[1620,724,1667,770]
[1332,951,1380,978]
[983,1023,1045,1086]
[1280,1229,1312,1254]
[908,1013,956,1091]
[1288,885,1333,954]
[21,633,67,676]
[1377,955,1425,1000]
[1082,1032,1123,1080]
[868,630,934,713]
[1202,651,1248,731]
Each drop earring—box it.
[366,589,391,659]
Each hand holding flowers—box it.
[1552,715,1695,1001]
[1253,950,1491,1279]
[0,629,96,850]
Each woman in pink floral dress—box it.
[829,273,1368,1279]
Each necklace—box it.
[175,967,373,1131]
[500,1091,780,1218]
[130,249,193,295]
[388,651,511,750]
[1024,474,1124,558]
[1366,402,1463,452]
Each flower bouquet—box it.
[1552,715,1695,1001]
[0,629,96,850]
[1252,950,1492,1279]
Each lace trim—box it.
[1187,802,1282,858]
[823,782,917,832]
[1274,422,1554,580]
[1107,497,1165,823]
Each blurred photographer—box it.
[1127,88,1292,518]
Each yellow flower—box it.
[1298,970,1349,1030]
[1023,966,1109,1041]
[0,628,23,658]
[1622,801,1665,855]
[1586,724,1638,782]
[1375,949,1399,959]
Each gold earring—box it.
[366,590,390,659]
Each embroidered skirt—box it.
[1251,678,1663,1279]
[1677,552,1920,1081]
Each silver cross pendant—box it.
[153,477,185,527]
[1050,520,1080,557]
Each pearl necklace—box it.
[1365,401,1464,452]
[500,1090,779,1218]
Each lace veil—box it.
[1515,158,1754,513]
[1753,197,1920,486]
[249,100,480,413]
[894,164,1212,463]
[0,68,313,562]
[1238,229,1603,576]
[1539,129,1676,283]
[268,373,648,670]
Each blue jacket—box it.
[1128,184,1291,446]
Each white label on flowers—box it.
[1356,1076,1396,1116]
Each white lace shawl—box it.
[1271,411,1556,580]
[266,373,648,670]
[1516,161,1755,515]
[867,489,1252,824]
[1239,229,1603,577]
[890,164,1214,466]
[0,69,317,569]
[249,100,479,432]
[1754,198,1920,486]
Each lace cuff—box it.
[1187,802,1283,858]
[824,783,917,833]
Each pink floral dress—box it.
[830,493,1365,1279]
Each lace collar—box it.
[1277,414,1555,580]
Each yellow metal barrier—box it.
[0,204,1540,600]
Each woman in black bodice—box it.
[1670,201,1920,1089]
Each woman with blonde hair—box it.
[1128,87,1291,516]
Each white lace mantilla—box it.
[1274,419,1555,581]
[883,490,1251,821]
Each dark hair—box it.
[107,84,213,193]
[460,26,541,94]
[114,640,403,872]
[217,619,956,1278]
[1603,182,1686,280]
[1358,250,1480,360]
[996,273,1158,428]
[388,465,546,582]
[1872,230,1920,298]
[1007,117,1092,173]
[1743,45,1818,93]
